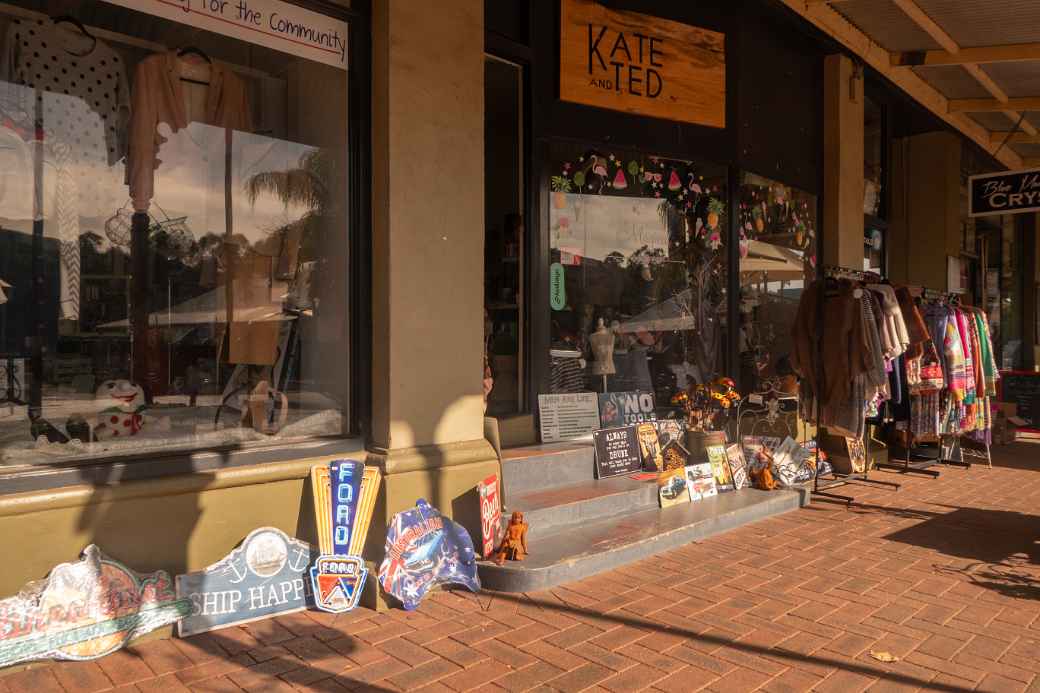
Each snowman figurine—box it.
[92,380,147,440]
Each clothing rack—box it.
[809,265,902,504]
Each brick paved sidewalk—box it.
[4,443,1040,693]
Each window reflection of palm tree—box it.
[210,151,332,429]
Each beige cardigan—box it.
[127,51,253,211]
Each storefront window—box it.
[547,144,728,411]
[0,1,351,465]
[737,172,817,393]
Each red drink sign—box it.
[478,475,502,559]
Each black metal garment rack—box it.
[809,266,901,504]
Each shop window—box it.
[737,172,817,394]
[484,55,524,417]
[547,144,728,411]
[0,1,353,466]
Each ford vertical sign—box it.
[969,167,1040,217]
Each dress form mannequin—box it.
[589,318,615,392]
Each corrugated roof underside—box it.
[914,0,1040,48]
[829,0,942,52]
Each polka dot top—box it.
[2,18,130,164]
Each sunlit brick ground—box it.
[4,442,1039,692]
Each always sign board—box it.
[969,167,1040,217]
[0,545,190,668]
[176,528,317,636]
[559,0,725,128]
[102,0,348,70]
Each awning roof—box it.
[783,0,1040,170]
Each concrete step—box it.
[500,441,596,499]
[505,477,658,541]
[479,487,810,592]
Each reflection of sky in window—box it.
[0,82,313,250]
[550,194,668,263]
[153,122,314,245]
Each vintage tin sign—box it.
[477,474,502,560]
[378,499,480,611]
[309,461,380,614]
[310,555,366,613]
[330,460,364,555]
[0,545,190,668]
[175,528,317,637]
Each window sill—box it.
[0,436,366,497]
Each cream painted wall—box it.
[370,0,486,450]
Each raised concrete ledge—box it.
[479,487,808,592]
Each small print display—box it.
[637,422,663,471]
[661,439,690,470]
[742,435,781,471]
[685,463,718,502]
[538,393,600,443]
[655,419,685,447]
[726,444,749,490]
[772,437,814,487]
[845,436,867,473]
[177,528,318,636]
[0,545,190,668]
[478,474,503,560]
[378,499,480,611]
[706,444,734,491]
[657,467,689,508]
[593,425,644,478]
[598,391,657,428]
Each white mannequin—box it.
[589,318,616,391]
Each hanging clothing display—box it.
[127,51,252,212]
[1,19,130,321]
[792,274,999,447]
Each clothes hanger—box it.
[177,46,212,86]
[178,46,212,64]
[51,15,97,54]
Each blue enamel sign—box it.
[176,528,317,636]
[378,499,480,611]
[330,460,364,555]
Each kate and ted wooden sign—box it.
[560,0,726,128]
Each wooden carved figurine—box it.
[494,511,529,565]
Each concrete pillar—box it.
[366,0,498,606]
[887,132,961,290]
[822,54,865,270]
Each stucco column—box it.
[887,132,961,290]
[822,54,865,270]
[364,0,498,606]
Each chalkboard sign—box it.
[593,425,643,478]
[1001,371,1040,424]
[969,168,1040,218]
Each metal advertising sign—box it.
[175,528,317,637]
[309,460,380,614]
[477,474,503,560]
[378,499,480,611]
[969,167,1040,217]
[0,545,190,668]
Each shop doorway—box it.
[484,55,526,416]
